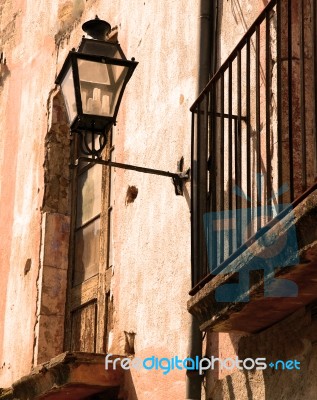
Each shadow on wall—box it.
[229,0,268,28]
[0,52,10,89]
[205,332,247,400]
[207,306,317,400]
[235,305,317,399]
[123,370,138,400]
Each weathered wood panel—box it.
[70,302,97,352]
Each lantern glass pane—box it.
[79,39,124,60]
[61,67,77,123]
[78,59,129,117]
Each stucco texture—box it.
[0,0,199,398]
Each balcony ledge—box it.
[188,188,317,333]
[0,352,123,400]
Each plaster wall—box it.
[93,1,199,398]
[0,0,59,386]
[216,0,267,67]
[0,0,199,398]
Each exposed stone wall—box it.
[42,91,70,215]
[34,212,70,365]
[32,92,71,365]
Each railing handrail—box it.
[190,0,277,112]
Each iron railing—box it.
[190,0,317,291]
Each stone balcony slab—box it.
[188,188,317,333]
[0,352,123,400]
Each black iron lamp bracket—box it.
[70,156,190,196]
[58,18,188,195]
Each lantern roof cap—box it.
[82,16,111,41]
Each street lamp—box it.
[55,16,138,157]
[55,17,189,195]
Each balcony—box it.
[188,0,317,332]
[0,353,123,400]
